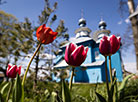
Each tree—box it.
[31,0,69,87]
[0,10,34,77]
[127,0,138,71]
[118,0,138,72]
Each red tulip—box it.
[6,64,21,78]
[110,35,121,54]
[99,35,121,56]
[65,43,88,67]
[36,24,58,44]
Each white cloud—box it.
[125,18,130,24]
[117,18,130,25]
[124,62,136,73]
[26,53,56,60]
[118,20,122,25]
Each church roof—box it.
[54,60,104,68]
[75,27,91,34]
[60,37,93,48]
[92,29,111,42]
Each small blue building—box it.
[54,17,123,83]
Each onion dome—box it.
[79,18,86,27]
[99,20,107,30]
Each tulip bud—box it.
[109,35,121,54]
[6,64,21,78]
[65,43,88,67]
[99,35,121,56]
[36,24,58,44]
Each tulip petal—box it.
[36,24,46,40]
[7,65,17,78]
[17,66,21,75]
[36,24,58,44]
[65,43,88,67]
[7,64,12,71]
[43,28,58,44]
[99,36,110,56]
[117,37,121,51]
[70,45,86,66]
[85,47,89,54]
[110,35,120,54]
[65,43,77,65]
[68,43,77,55]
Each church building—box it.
[54,17,123,83]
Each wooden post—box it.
[128,0,138,71]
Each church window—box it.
[95,51,100,59]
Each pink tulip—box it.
[6,64,21,78]
[99,35,121,56]
[65,43,88,67]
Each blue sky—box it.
[0,0,137,63]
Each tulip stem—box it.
[6,79,13,102]
[109,56,113,84]
[105,56,110,99]
[22,43,42,87]
[69,67,75,90]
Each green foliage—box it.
[0,82,10,100]
[12,74,22,102]
[1,76,138,102]
[118,78,138,102]
[95,92,106,102]
[62,80,71,102]
[50,91,58,102]
[38,0,57,25]
[23,76,61,102]
[118,74,134,91]
[0,10,35,76]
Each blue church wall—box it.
[86,66,103,83]
[54,54,64,65]
[101,63,110,82]
[83,45,93,64]
[106,51,123,81]
[93,47,105,61]
[74,67,89,83]
[92,47,123,82]
[74,65,108,83]
[98,51,123,82]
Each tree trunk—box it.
[120,50,132,77]
[33,51,40,89]
[127,0,138,71]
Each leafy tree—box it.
[0,10,34,77]
[28,0,69,87]
[0,0,69,84]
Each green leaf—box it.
[1,82,9,94]
[62,80,71,102]
[0,81,7,90]
[109,78,117,101]
[50,91,57,102]
[12,74,22,102]
[44,89,50,99]
[1,82,10,100]
[95,92,106,102]
[0,92,4,102]
[118,74,134,91]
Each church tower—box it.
[93,19,111,43]
[75,17,91,38]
